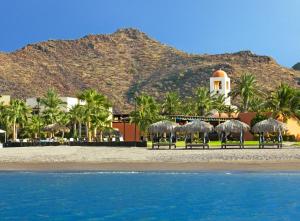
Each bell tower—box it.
[209,69,231,105]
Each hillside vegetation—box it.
[0,28,299,113]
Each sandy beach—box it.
[0,145,300,171]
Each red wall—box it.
[112,122,141,141]
[238,112,257,141]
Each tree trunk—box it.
[12,119,16,141]
[15,124,18,141]
[78,122,82,139]
[99,130,103,142]
[93,127,97,141]
[88,121,92,142]
[73,122,77,138]
[85,122,89,141]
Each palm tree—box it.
[91,110,112,141]
[291,88,300,118]
[248,97,266,113]
[212,94,226,118]
[40,89,66,125]
[266,83,300,121]
[0,102,12,139]
[57,112,70,138]
[78,89,111,142]
[161,92,181,115]
[7,99,31,141]
[23,115,43,139]
[224,105,236,118]
[69,104,85,139]
[130,93,161,134]
[194,87,213,116]
[181,97,196,116]
[230,73,261,112]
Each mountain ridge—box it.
[0,28,299,113]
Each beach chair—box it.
[152,136,176,149]
[185,134,209,149]
[258,133,282,148]
[221,132,245,149]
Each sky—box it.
[0,0,299,67]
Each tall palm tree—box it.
[57,112,70,138]
[7,99,31,141]
[161,92,181,115]
[91,110,112,141]
[291,88,300,118]
[130,93,161,134]
[248,97,266,113]
[0,102,12,139]
[69,104,85,139]
[230,73,261,112]
[181,97,196,116]
[78,89,111,142]
[40,89,66,125]
[266,83,300,121]
[194,87,213,116]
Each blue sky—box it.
[0,0,299,67]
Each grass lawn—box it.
[147,140,260,148]
[293,142,300,147]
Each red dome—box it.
[212,69,227,77]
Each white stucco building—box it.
[209,69,231,105]
[26,97,86,112]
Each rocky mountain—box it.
[292,63,300,71]
[0,28,299,113]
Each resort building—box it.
[0,95,11,106]
[26,97,86,112]
[210,69,231,105]
[112,114,141,142]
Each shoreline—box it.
[2,161,300,172]
[1,146,300,171]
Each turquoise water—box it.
[0,172,300,220]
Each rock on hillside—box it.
[0,28,299,113]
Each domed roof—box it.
[212,69,227,77]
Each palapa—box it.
[179,120,214,133]
[215,119,250,134]
[148,120,178,134]
[43,123,70,133]
[252,118,287,133]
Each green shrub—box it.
[250,114,268,128]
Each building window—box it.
[226,81,229,90]
[214,81,222,90]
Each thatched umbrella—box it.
[43,123,58,132]
[179,120,214,134]
[43,123,70,132]
[215,120,250,134]
[177,120,214,147]
[148,120,178,134]
[43,123,70,138]
[252,118,287,133]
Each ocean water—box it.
[0,172,300,220]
